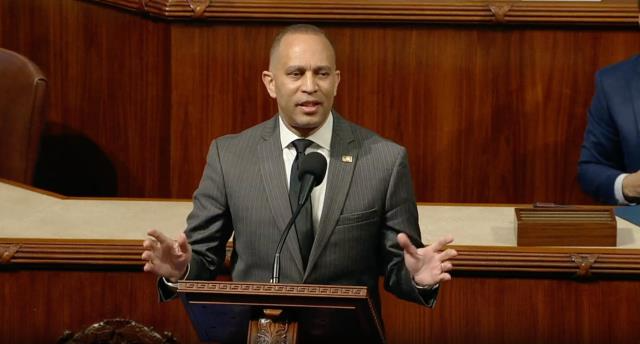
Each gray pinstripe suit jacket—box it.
[160,113,436,308]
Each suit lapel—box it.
[258,116,305,276]
[304,114,357,279]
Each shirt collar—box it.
[279,112,333,151]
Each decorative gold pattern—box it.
[256,318,288,344]
[181,281,369,297]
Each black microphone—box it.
[271,152,327,283]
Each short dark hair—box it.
[269,24,336,69]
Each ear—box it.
[333,70,341,96]
[262,71,277,99]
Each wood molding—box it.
[0,238,144,266]
[3,238,640,276]
[85,0,640,25]
[454,245,640,276]
[0,178,189,202]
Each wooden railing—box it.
[88,0,640,25]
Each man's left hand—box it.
[397,233,457,287]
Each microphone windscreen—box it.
[298,152,327,186]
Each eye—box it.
[288,71,302,79]
[316,69,331,78]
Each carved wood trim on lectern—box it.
[180,281,369,297]
[254,317,290,344]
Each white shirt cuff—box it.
[162,264,190,289]
[615,173,631,205]
[412,278,439,290]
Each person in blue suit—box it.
[578,55,640,204]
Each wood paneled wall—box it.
[1,0,172,197]
[4,238,640,343]
[380,273,640,343]
[1,1,639,203]
[3,268,640,343]
[0,269,200,342]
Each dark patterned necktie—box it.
[289,138,314,269]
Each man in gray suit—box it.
[143,24,457,311]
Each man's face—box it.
[262,33,341,137]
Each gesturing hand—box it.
[397,233,457,287]
[142,229,191,282]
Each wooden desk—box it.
[2,181,640,343]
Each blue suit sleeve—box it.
[578,71,625,204]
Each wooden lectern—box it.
[178,281,385,344]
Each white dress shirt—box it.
[279,113,332,232]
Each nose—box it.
[301,72,318,94]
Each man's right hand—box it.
[142,229,192,282]
[622,171,640,203]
